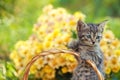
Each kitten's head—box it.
[77,20,108,46]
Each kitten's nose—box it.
[92,42,95,44]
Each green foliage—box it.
[56,68,72,80]
[0,0,56,57]
[105,71,120,80]
[0,0,16,17]
[53,0,120,19]
[0,17,32,60]
[111,71,120,80]
[0,61,18,80]
[107,18,120,39]
[71,30,77,39]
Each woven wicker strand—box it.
[22,49,104,80]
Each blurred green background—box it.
[0,0,120,79]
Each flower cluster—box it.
[10,5,120,80]
[10,5,85,80]
[100,30,120,74]
[33,4,85,50]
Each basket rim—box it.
[22,49,104,80]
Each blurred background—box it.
[0,0,120,80]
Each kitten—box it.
[68,20,108,80]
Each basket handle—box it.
[22,49,104,80]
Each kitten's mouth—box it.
[86,42,96,47]
[79,41,96,46]
[80,43,95,47]
[88,41,96,46]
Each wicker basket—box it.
[22,49,104,80]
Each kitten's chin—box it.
[86,43,97,47]
[81,43,95,47]
[79,41,97,46]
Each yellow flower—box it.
[15,41,26,49]
[43,4,53,14]
[111,39,120,47]
[104,60,111,74]
[68,63,77,72]
[30,65,37,74]
[62,33,71,43]
[35,57,44,69]
[61,66,68,73]
[43,40,52,49]
[56,39,63,44]
[52,29,60,38]
[14,57,22,64]
[45,70,55,79]
[10,50,18,59]
[48,58,59,69]
[62,53,76,62]
[48,9,57,17]
[110,56,118,66]
[17,69,23,75]
[57,8,66,14]
[37,30,45,36]
[43,65,53,73]
[104,67,111,74]
[101,45,108,53]
[100,39,107,46]
[109,56,120,73]
[26,54,33,62]
[69,20,76,26]
[103,30,114,40]
[74,12,86,21]
[18,45,29,57]
[56,55,66,66]
[45,35,53,41]
[111,64,120,73]
[114,49,120,56]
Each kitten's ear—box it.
[98,20,108,29]
[77,20,87,32]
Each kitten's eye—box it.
[86,35,91,38]
[96,36,101,39]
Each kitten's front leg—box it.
[67,39,79,52]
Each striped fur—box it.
[68,20,107,80]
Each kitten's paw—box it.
[67,39,79,49]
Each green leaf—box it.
[71,30,77,39]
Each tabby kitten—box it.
[68,20,108,80]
